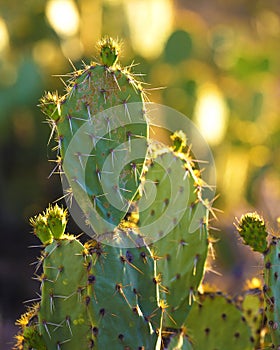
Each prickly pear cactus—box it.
[14,37,239,350]
[40,37,148,237]
[236,212,280,349]
[15,206,160,350]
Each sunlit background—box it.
[1,0,280,347]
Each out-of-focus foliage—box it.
[0,0,280,348]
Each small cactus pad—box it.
[185,293,254,350]
[38,236,92,349]
[263,236,280,348]
[236,212,268,253]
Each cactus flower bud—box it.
[45,204,67,239]
[236,212,267,253]
[30,214,53,245]
[98,36,121,67]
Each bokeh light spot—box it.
[125,0,173,59]
[46,0,80,38]
[194,83,229,146]
[0,17,9,52]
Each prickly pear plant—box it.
[15,206,160,350]
[237,212,280,349]
[16,36,278,350]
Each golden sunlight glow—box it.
[194,83,228,146]
[61,36,84,61]
[33,40,58,67]
[124,0,173,59]
[46,0,80,37]
[0,17,9,52]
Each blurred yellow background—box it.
[0,0,279,347]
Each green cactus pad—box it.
[263,236,280,348]
[138,140,209,328]
[240,287,264,348]
[38,236,91,349]
[185,293,254,350]
[236,212,268,253]
[40,38,148,238]
[87,237,159,349]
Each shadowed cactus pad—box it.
[263,236,280,348]
[240,287,264,348]
[185,293,254,350]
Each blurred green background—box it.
[1,0,280,347]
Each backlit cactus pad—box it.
[40,37,148,239]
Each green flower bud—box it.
[98,36,121,67]
[236,212,267,253]
[45,204,67,240]
[30,214,53,245]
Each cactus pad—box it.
[263,236,280,348]
[40,38,149,238]
[185,293,254,350]
[138,136,209,328]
